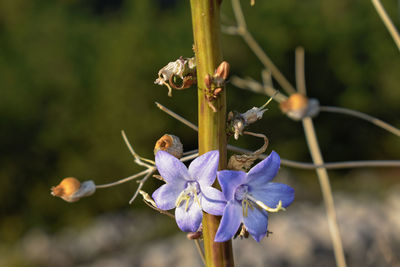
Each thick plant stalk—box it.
[190,0,234,266]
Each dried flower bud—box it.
[241,106,267,124]
[51,177,96,203]
[154,57,197,96]
[214,61,230,80]
[187,231,203,240]
[154,134,183,159]
[280,93,319,120]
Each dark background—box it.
[0,0,399,265]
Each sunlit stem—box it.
[246,195,285,213]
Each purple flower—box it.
[152,150,226,232]
[215,151,294,242]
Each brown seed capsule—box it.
[214,61,230,80]
[154,134,183,159]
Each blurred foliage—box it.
[0,0,399,244]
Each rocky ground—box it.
[2,187,400,267]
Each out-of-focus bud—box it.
[51,177,96,203]
[280,93,319,120]
[154,134,183,159]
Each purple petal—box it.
[217,170,246,201]
[243,206,269,242]
[188,150,219,186]
[155,151,191,183]
[200,186,226,215]
[245,151,280,187]
[152,183,185,210]
[214,201,242,242]
[250,182,295,208]
[175,198,203,232]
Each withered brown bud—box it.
[154,134,183,159]
[214,61,230,80]
[213,87,223,96]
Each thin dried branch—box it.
[227,144,400,169]
[96,169,152,189]
[194,240,206,266]
[319,106,400,137]
[129,170,156,204]
[155,102,198,131]
[156,102,400,170]
[231,75,287,102]
[122,130,155,168]
[371,0,400,51]
[302,117,346,267]
[232,77,400,137]
[230,0,297,95]
[295,47,306,95]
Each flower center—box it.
[175,181,201,211]
[234,185,248,201]
[234,184,286,217]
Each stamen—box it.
[185,197,190,211]
[193,189,201,207]
[247,195,286,213]
[175,191,186,207]
[241,198,254,217]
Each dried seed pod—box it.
[51,177,96,203]
[154,134,183,159]
[280,93,319,120]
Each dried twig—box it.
[319,106,400,137]
[371,0,400,51]
[302,117,347,267]
[156,102,400,170]
[295,47,306,95]
[96,169,152,189]
[129,169,156,204]
[230,0,297,95]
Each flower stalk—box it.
[190,0,234,266]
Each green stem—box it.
[190,0,234,266]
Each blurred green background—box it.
[0,0,399,265]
